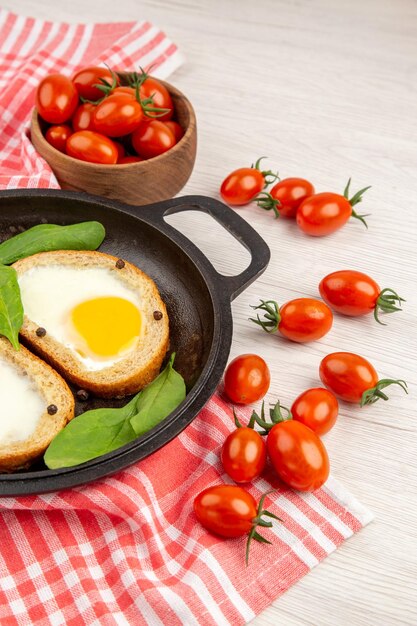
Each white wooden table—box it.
[6,0,417,624]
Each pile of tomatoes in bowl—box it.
[35,66,184,164]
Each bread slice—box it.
[0,337,75,473]
[14,250,170,398]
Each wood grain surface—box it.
[5,0,417,624]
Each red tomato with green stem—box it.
[253,401,330,491]
[291,388,338,435]
[296,179,371,236]
[131,120,176,159]
[251,298,333,343]
[319,270,405,325]
[221,410,267,482]
[267,177,315,218]
[36,74,79,124]
[319,352,408,406]
[93,94,144,137]
[139,76,174,120]
[72,102,97,132]
[72,66,117,101]
[194,486,281,564]
[66,130,118,164]
[223,354,270,405]
[220,157,279,208]
[44,124,72,153]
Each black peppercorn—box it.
[47,404,58,415]
[115,259,125,269]
[76,389,89,402]
[36,327,47,337]
[153,310,163,320]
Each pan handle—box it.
[135,195,270,301]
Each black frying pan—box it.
[0,189,270,496]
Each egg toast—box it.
[14,250,170,398]
[0,337,74,472]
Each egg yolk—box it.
[70,296,141,358]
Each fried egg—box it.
[0,357,46,445]
[18,266,143,371]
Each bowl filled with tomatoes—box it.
[30,66,197,205]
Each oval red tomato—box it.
[139,77,173,121]
[113,141,126,162]
[118,156,144,164]
[194,485,257,538]
[267,420,330,491]
[270,178,315,218]
[164,120,184,142]
[36,74,79,124]
[44,124,72,153]
[93,94,144,137]
[220,167,265,206]
[131,120,176,159]
[251,298,333,343]
[291,388,338,435]
[296,192,353,236]
[296,181,370,236]
[319,352,378,404]
[72,102,96,132]
[221,427,266,482]
[319,270,380,316]
[72,66,116,101]
[320,352,408,406]
[223,354,270,405]
[66,130,118,164]
[319,270,405,324]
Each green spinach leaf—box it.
[0,265,24,350]
[130,354,186,436]
[0,221,105,265]
[44,354,186,469]
[44,393,140,469]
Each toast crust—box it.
[14,250,170,398]
[0,337,75,473]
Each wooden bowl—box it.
[30,80,197,205]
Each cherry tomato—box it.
[269,178,315,218]
[131,120,176,159]
[66,131,118,164]
[36,74,79,124]
[319,270,405,325]
[72,103,96,132]
[223,354,270,405]
[194,485,257,538]
[193,486,279,565]
[220,158,278,206]
[113,141,126,162]
[267,420,329,491]
[296,180,370,236]
[72,66,116,101]
[221,423,266,482]
[139,77,173,121]
[291,388,338,435]
[44,124,72,153]
[118,156,144,164]
[164,120,184,142]
[251,298,333,343]
[93,94,144,137]
[319,352,407,406]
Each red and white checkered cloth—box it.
[0,10,373,625]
